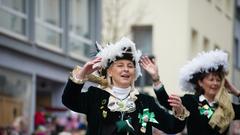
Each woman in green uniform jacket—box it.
[141,50,240,135]
[62,37,187,135]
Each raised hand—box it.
[140,56,159,81]
[76,57,102,80]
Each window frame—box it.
[132,25,153,87]
[68,0,93,59]
[0,0,27,39]
[35,0,63,51]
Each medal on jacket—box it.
[199,104,214,118]
[138,108,159,133]
[102,110,107,118]
[101,99,107,118]
[102,99,107,105]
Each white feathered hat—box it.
[179,50,228,92]
[93,37,142,80]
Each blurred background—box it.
[0,0,240,134]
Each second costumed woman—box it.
[141,50,240,135]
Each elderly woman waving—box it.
[62,37,187,135]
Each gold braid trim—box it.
[69,65,108,87]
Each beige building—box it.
[101,0,235,95]
[234,0,240,101]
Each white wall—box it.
[101,0,234,95]
[189,0,234,81]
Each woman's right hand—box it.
[225,79,240,97]
[77,57,102,79]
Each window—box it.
[68,0,92,58]
[235,38,240,69]
[190,28,199,57]
[224,0,233,19]
[0,0,26,36]
[191,29,198,46]
[214,44,220,49]
[132,26,153,87]
[236,0,240,21]
[203,37,210,51]
[215,0,223,12]
[225,0,231,12]
[35,0,62,49]
[207,0,212,3]
[132,26,152,55]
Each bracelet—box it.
[152,75,160,83]
[153,82,164,91]
[173,106,190,121]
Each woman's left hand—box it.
[140,56,159,81]
[225,79,240,97]
[168,94,189,120]
[168,95,184,115]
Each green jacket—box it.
[155,86,240,135]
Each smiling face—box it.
[198,72,223,100]
[107,59,135,88]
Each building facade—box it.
[102,0,235,96]
[0,0,101,133]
